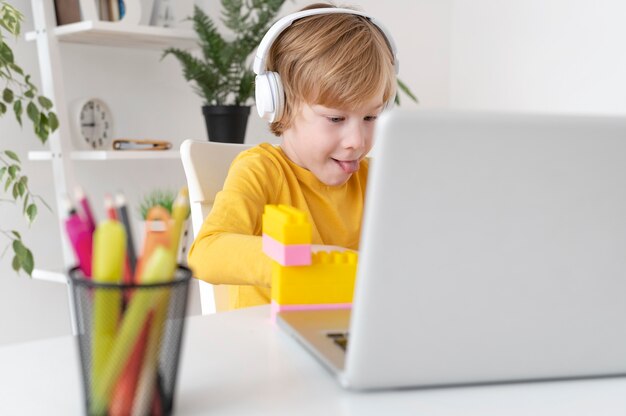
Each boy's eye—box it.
[327,116,344,123]
[364,116,378,122]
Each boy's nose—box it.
[344,124,367,150]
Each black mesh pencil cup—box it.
[68,266,191,416]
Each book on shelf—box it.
[98,0,126,22]
[54,0,81,26]
[98,0,110,21]
[108,0,120,21]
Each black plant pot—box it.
[202,105,251,143]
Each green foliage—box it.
[162,0,286,106]
[395,78,419,106]
[0,150,50,276]
[137,189,177,220]
[1,1,58,276]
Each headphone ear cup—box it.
[255,72,285,122]
[255,73,273,121]
[270,72,285,123]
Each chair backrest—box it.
[180,139,253,314]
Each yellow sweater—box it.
[187,143,369,309]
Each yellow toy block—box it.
[263,204,312,245]
[271,251,358,305]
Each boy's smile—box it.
[280,95,384,186]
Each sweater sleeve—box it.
[187,151,280,288]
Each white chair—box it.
[180,139,253,314]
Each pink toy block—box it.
[262,234,311,266]
[270,300,352,322]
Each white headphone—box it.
[253,8,400,123]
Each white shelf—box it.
[32,268,67,284]
[28,150,181,161]
[26,20,197,50]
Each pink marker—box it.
[75,186,96,233]
[64,197,93,278]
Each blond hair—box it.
[266,3,397,136]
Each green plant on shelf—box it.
[137,189,177,220]
[1,1,58,276]
[162,0,286,106]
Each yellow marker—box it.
[91,246,176,415]
[170,186,190,257]
[90,220,126,404]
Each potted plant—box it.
[1,1,58,276]
[162,0,286,143]
[137,188,177,220]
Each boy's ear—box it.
[255,72,285,123]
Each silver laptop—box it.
[277,109,626,390]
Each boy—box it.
[188,3,397,309]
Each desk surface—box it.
[1,305,626,415]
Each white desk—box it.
[1,305,626,415]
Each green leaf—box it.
[11,230,21,239]
[11,255,20,273]
[13,100,22,125]
[0,42,14,65]
[26,101,39,124]
[1,89,12,107]
[3,88,14,103]
[8,63,24,75]
[12,182,19,199]
[24,89,35,99]
[0,2,23,35]
[12,239,28,258]
[22,193,29,214]
[8,164,19,178]
[22,249,34,275]
[48,111,59,132]
[397,78,418,104]
[11,237,34,275]
[0,166,6,181]
[38,95,53,110]
[0,101,6,115]
[16,179,25,197]
[4,150,19,162]
[26,203,37,223]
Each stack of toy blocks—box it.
[262,204,358,321]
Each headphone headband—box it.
[253,8,399,76]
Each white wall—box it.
[0,0,447,345]
[450,0,626,114]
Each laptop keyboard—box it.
[326,332,350,351]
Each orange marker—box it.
[109,312,152,416]
[134,206,171,283]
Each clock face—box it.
[79,99,113,150]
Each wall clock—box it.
[74,98,113,150]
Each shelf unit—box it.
[28,150,181,161]
[28,0,202,330]
[25,20,197,49]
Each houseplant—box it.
[1,1,59,275]
[162,0,286,143]
[137,188,177,220]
